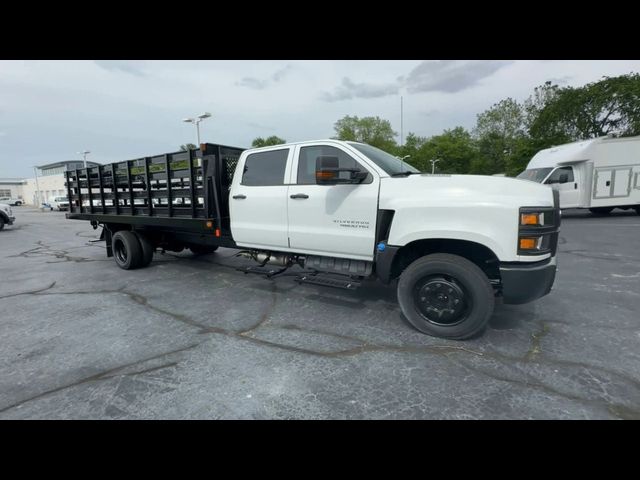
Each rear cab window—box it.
[241,149,289,186]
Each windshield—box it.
[55,196,68,202]
[517,168,553,183]
[347,142,420,175]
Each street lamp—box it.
[77,150,90,168]
[430,158,441,174]
[183,112,212,145]
[396,155,410,174]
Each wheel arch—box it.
[378,238,501,284]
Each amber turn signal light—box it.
[521,213,541,226]
[519,237,539,250]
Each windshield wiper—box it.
[390,171,420,177]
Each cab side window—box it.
[297,145,372,185]
[545,166,574,184]
[241,149,289,186]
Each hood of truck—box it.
[379,174,555,262]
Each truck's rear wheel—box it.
[397,253,494,340]
[189,245,219,255]
[112,231,143,270]
[634,206,640,216]
[589,207,614,215]
[0,217,5,231]
[134,232,155,267]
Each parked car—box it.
[50,196,70,211]
[0,196,23,206]
[0,202,15,230]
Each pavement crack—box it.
[238,282,278,335]
[0,343,199,414]
[0,281,57,300]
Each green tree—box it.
[251,135,286,148]
[418,127,477,173]
[180,143,197,151]
[396,132,428,169]
[333,115,397,152]
[472,98,528,175]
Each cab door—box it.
[229,147,292,250]
[286,144,379,261]
[545,166,580,208]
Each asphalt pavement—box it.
[1,207,639,419]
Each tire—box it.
[133,232,155,267]
[397,253,495,340]
[634,206,640,216]
[0,217,5,231]
[189,245,219,255]
[15,201,21,206]
[112,231,143,270]
[589,207,614,215]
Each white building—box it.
[3,160,101,206]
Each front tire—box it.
[397,253,495,340]
[112,231,143,270]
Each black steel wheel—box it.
[397,253,494,339]
[112,231,143,270]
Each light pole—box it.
[430,158,441,174]
[183,112,212,146]
[33,166,41,206]
[77,150,90,168]
[397,155,410,174]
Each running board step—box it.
[296,274,361,290]
[237,266,286,277]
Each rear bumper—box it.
[500,256,557,304]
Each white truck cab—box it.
[228,139,560,339]
[518,135,640,215]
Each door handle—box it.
[574,183,577,189]
[290,193,309,199]
[232,194,246,199]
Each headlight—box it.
[518,205,560,256]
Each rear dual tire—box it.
[397,253,494,340]
[112,231,155,270]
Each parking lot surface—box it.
[1,208,639,419]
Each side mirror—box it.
[315,156,367,185]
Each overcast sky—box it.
[1,60,639,178]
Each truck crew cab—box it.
[66,140,560,339]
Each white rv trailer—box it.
[518,135,640,214]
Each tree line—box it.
[187,72,640,176]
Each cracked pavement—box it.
[1,208,639,419]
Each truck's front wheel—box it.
[397,253,494,340]
[112,231,143,270]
